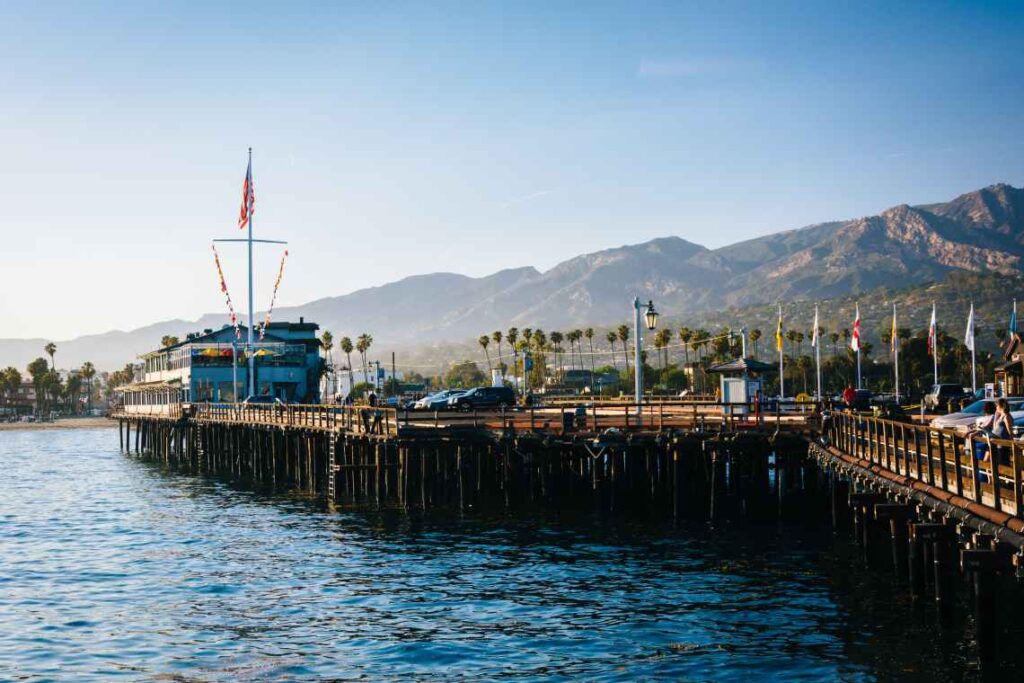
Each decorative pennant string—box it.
[258,249,289,340]
[211,244,242,339]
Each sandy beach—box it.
[0,417,116,432]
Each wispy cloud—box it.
[637,58,763,78]
[501,189,552,209]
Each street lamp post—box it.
[633,298,659,419]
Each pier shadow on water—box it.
[3,428,1024,680]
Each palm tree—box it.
[1,367,22,412]
[550,331,564,380]
[44,342,57,371]
[830,332,840,356]
[745,327,761,360]
[160,335,180,348]
[320,331,334,367]
[478,335,492,376]
[606,331,619,370]
[679,327,693,365]
[653,329,671,369]
[617,324,631,374]
[80,362,96,411]
[507,327,519,383]
[339,336,355,393]
[584,328,595,376]
[356,334,373,384]
[492,331,504,377]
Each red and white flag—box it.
[927,303,937,356]
[850,303,861,352]
[238,157,254,230]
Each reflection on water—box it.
[0,428,1012,680]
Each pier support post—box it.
[875,503,913,580]
[961,548,999,662]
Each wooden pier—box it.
[115,401,1024,664]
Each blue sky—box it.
[2,1,1023,339]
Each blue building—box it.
[119,319,323,409]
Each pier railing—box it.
[826,411,1024,520]
[114,399,819,436]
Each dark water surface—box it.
[0,428,1001,681]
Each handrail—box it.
[826,411,1024,520]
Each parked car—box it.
[447,386,516,411]
[932,398,1024,431]
[413,389,466,411]
[923,384,968,411]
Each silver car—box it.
[934,398,1024,432]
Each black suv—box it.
[448,386,516,411]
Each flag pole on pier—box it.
[891,303,899,404]
[851,303,861,390]
[928,302,938,385]
[245,149,255,399]
[214,148,288,400]
[966,302,976,394]
[776,304,784,399]
[811,305,821,401]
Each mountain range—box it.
[3,183,1023,372]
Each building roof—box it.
[115,378,182,393]
[141,327,291,358]
[706,357,778,374]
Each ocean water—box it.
[0,428,1005,681]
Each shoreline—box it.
[0,417,116,432]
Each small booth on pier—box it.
[707,357,776,415]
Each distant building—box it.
[117,319,322,410]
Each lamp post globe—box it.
[644,301,659,331]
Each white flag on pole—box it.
[965,303,975,352]
[811,307,819,347]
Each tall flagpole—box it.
[246,147,255,399]
[893,303,900,404]
[778,304,784,400]
[932,303,939,385]
[855,303,861,391]
[814,305,821,401]
[969,302,977,394]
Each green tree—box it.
[356,334,373,384]
[444,361,487,388]
[160,335,180,348]
[339,336,355,394]
[1,367,22,412]
[584,328,595,375]
[617,324,631,374]
[478,335,492,376]
[320,331,334,367]
[549,331,564,380]
[80,362,96,411]
[27,357,49,414]
[606,331,619,370]
[679,327,693,365]
[492,330,504,377]
[748,328,761,360]
[44,342,57,371]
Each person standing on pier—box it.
[841,384,856,409]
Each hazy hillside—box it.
[3,183,1022,371]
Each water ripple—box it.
[0,429,999,681]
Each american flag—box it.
[238,157,254,230]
